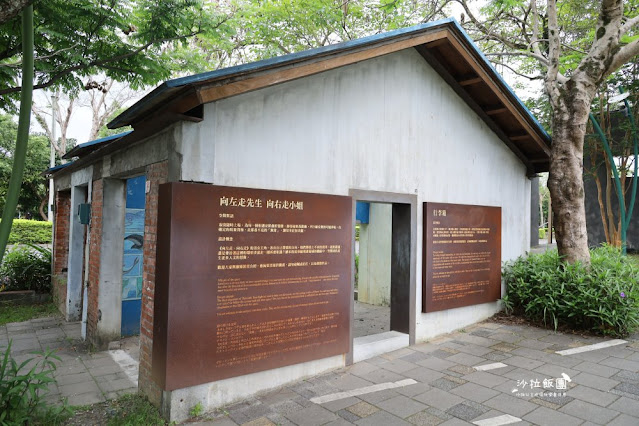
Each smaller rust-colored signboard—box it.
[153,183,352,391]
[422,202,501,313]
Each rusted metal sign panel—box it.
[153,183,352,391]
[422,202,501,313]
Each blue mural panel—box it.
[122,175,146,337]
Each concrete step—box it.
[353,331,409,362]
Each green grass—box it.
[105,394,165,426]
[629,253,639,266]
[0,301,59,326]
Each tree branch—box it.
[545,0,562,101]
[0,31,201,96]
[607,37,639,78]
[490,60,544,80]
[620,14,639,36]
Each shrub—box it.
[0,245,52,293]
[3,219,52,245]
[0,341,70,425]
[502,245,639,337]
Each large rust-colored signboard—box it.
[422,202,501,313]
[153,183,352,391]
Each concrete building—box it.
[48,19,550,421]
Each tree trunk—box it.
[547,92,592,265]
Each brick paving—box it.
[2,316,639,425]
[0,317,138,407]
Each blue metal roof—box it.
[43,162,74,176]
[62,131,133,159]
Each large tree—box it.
[456,0,639,264]
[0,0,231,112]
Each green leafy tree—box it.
[0,0,231,112]
[0,115,49,219]
[455,0,639,264]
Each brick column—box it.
[86,179,103,344]
[139,161,168,405]
[52,190,71,314]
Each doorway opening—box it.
[349,191,416,363]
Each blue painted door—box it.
[121,175,146,336]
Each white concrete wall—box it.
[174,47,532,414]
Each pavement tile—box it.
[570,350,615,363]
[559,399,620,424]
[609,414,639,426]
[325,374,375,391]
[381,358,420,374]
[358,389,400,404]
[376,395,427,418]
[404,367,445,384]
[437,418,474,425]
[55,371,93,386]
[490,343,517,353]
[65,391,104,406]
[573,372,621,391]
[270,400,304,415]
[431,377,464,392]
[614,382,639,396]
[416,357,458,371]
[532,363,579,380]
[504,355,545,370]
[445,402,487,422]
[401,351,431,364]
[323,419,355,426]
[609,396,639,416]
[447,365,475,376]
[346,401,379,417]
[395,382,432,397]
[524,406,583,426]
[347,361,378,377]
[321,397,361,412]
[336,408,360,422]
[483,393,537,417]
[242,417,276,426]
[229,403,272,425]
[488,333,522,344]
[470,330,494,338]
[363,368,406,384]
[600,357,639,372]
[567,385,620,407]
[613,370,639,384]
[450,383,499,403]
[483,351,511,362]
[406,410,445,426]
[446,353,487,367]
[265,413,296,426]
[462,371,509,388]
[454,334,496,348]
[58,380,101,397]
[413,388,465,410]
[354,410,410,425]
[431,349,460,359]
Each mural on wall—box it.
[122,175,146,336]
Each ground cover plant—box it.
[502,245,639,337]
[0,302,58,326]
[0,342,71,425]
[0,244,51,293]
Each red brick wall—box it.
[52,190,71,314]
[86,179,103,345]
[139,161,168,405]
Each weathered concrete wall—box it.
[358,203,392,306]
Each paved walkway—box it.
[2,316,639,425]
[204,321,639,426]
[0,316,139,407]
